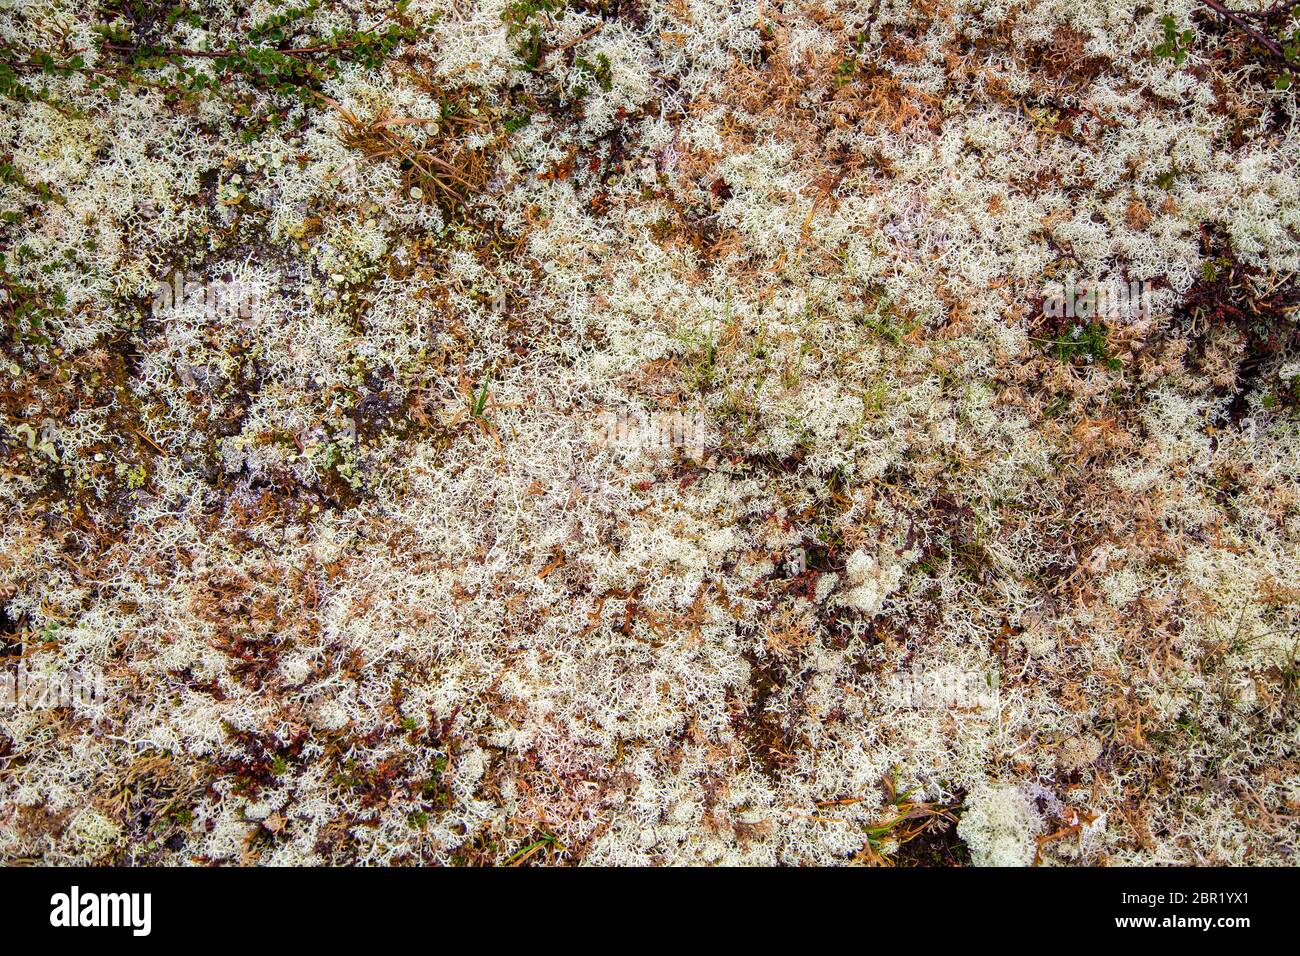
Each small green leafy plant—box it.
[1046,321,1121,371]
[0,1,427,129]
[502,0,566,71]
[1274,21,1300,89]
[1154,15,1194,65]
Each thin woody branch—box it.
[1194,0,1293,62]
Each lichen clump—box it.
[1,0,1298,865]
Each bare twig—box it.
[1195,0,1290,61]
[545,24,603,57]
[1239,0,1300,19]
